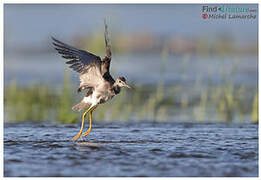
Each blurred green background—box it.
[4,4,258,123]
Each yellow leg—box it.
[73,106,92,142]
[83,105,98,137]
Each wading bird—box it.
[52,21,132,142]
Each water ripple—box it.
[4,122,258,177]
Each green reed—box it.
[4,74,257,123]
[4,79,56,122]
[57,70,78,123]
[251,91,258,123]
[4,49,257,123]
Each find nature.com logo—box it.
[202,5,257,20]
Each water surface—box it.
[4,122,258,177]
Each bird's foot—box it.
[73,131,82,142]
[82,129,91,137]
[80,135,84,141]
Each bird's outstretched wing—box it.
[101,20,112,73]
[52,37,105,90]
[104,19,111,60]
[52,37,102,73]
[101,20,115,84]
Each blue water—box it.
[4,4,258,88]
[4,53,258,88]
[4,122,258,177]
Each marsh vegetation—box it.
[4,48,257,123]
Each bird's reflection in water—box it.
[73,141,103,151]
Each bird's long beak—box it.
[123,82,132,89]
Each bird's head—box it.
[115,77,132,89]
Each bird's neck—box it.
[112,84,121,94]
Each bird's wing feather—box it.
[79,63,105,88]
[104,19,111,60]
[52,36,102,73]
[101,20,112,75]
[52,37,105,88]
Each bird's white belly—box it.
[82,91,113,106]
[83,94,98,106]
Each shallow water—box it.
[4,122,258,177]
[5,53,258,88]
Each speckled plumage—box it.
[52,21,131,112]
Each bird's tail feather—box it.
[72,102,90,111]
